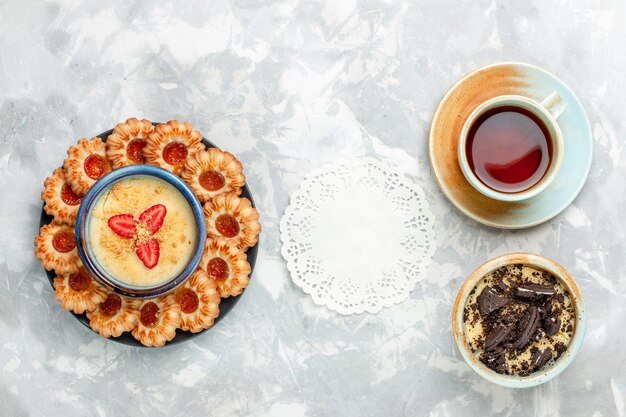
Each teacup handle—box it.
[540,92,566,120]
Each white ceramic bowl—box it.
[452,252,586,388]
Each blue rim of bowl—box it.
[452,253,587,388]
[75,164,207,299]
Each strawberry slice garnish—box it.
[107,214,137,238]
[107,204,167,269]
[136,238,160,269]
[139,204,167,234]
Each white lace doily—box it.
[280,158,435,314]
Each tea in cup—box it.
[458,93,565,202]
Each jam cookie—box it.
[203,193,261,250]
[34,223,81,275]
[181,148,246,202]
[199,237,251,298]
[175,269,220,333]
[87,293,141,338]
[41,167,83,225]
[63,137,112,195]
[53,267,107,314]
[106,118,155,168]
[131,294,182,347]
[144,120,204,175]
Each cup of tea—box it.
[458,93,566,202]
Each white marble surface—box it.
[1,0,625,416]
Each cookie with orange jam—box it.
[175,269,220,333]
[181,148,245,202]
[144,120,204,175]
[87,293,141,338]
[63,137,112,195]
[203,193,260,250]
[53,267,107,314]
[131,294,181,347]
[199,237,251,298]
[106,118,155,168]
[41,167,83,225]
[34,223,81,275]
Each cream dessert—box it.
[88,175,197,287]
[463,264,575,376]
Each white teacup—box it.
[458,93,566,202]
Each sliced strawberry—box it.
[107,214,137,238]
[139,204,167,234]
[136,238,160,269]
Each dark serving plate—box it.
[39,125,258,347]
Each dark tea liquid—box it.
[466,106,552,194]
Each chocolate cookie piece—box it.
[514,284,555,300]
[481,347,508,374]
[477,286,510,316]
[485,325,513,351]
[544,316,561,337]
[555,342,567,355]
[511,306,540,350]
[531,347,553,370]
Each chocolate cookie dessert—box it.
[463,264,575,376]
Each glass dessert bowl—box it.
[76,164,207,298]
[452,253,586,388]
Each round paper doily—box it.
[280,158,435,314]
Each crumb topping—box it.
[463,264,575,376]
